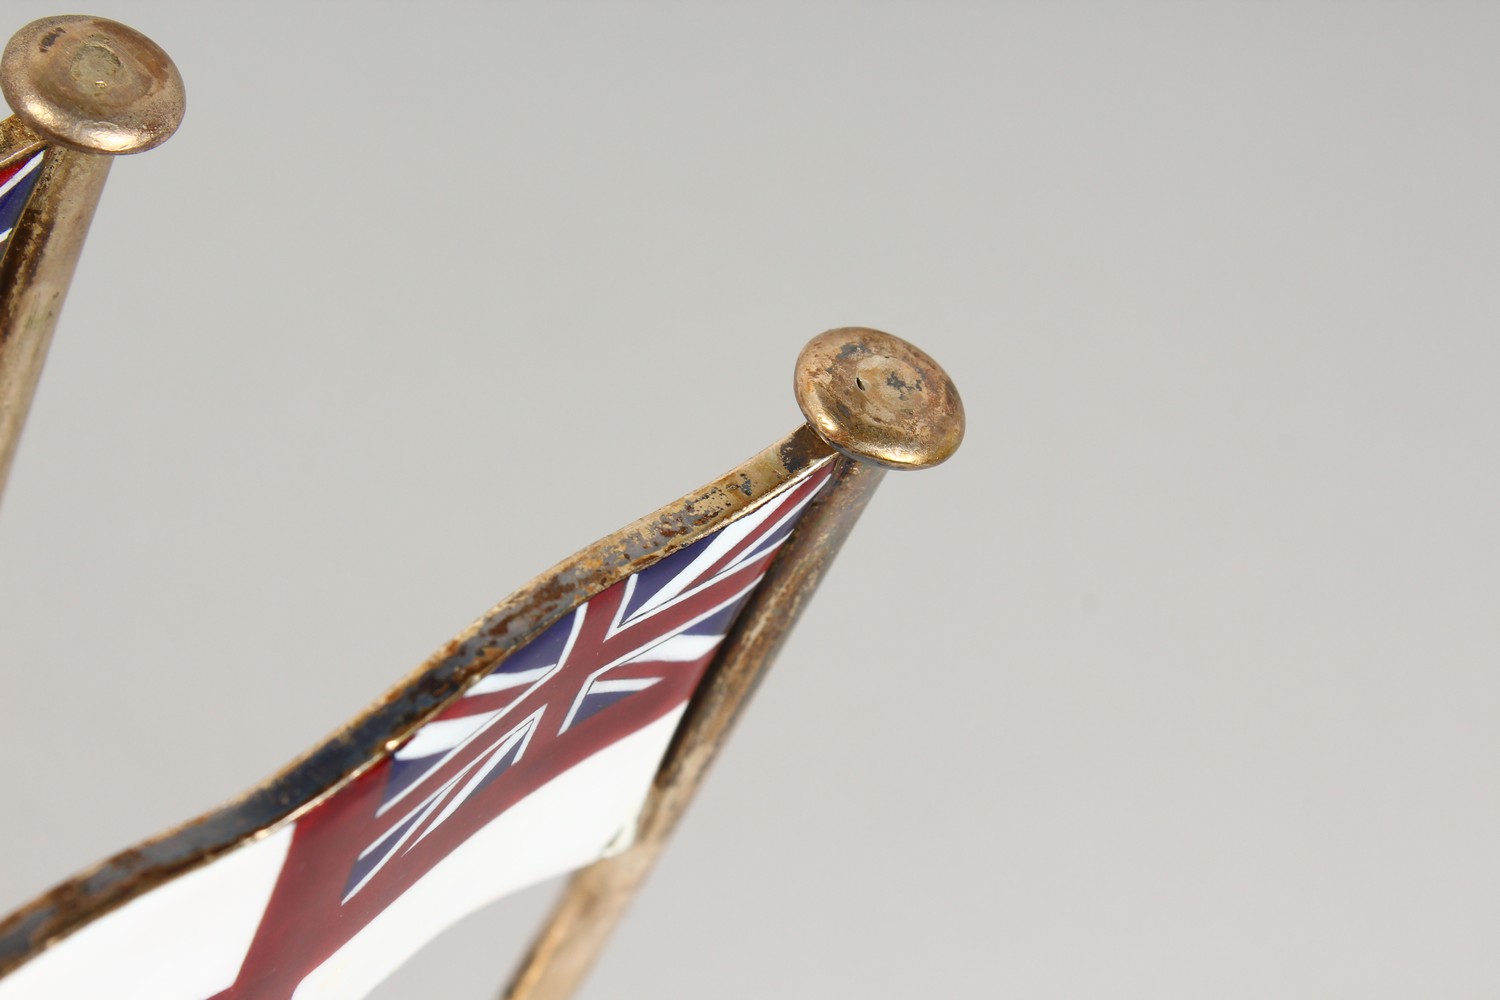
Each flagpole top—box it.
[1,15,184,155]
[794,327,965,471]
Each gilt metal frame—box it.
[0,14,965,999]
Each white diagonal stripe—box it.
[410,711,542,849]
[631,632,722,663]
[466,665,553,697]
[377,608,586,818]
[621,503,773,626]
[588,677,662,696]
[395,711,500,761]
[561,575,762,733]
[0,153,42,202]
[612,473,827,636]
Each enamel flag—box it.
[0,152,43,257]
[0,465,831,1000]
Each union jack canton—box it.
[0,151,44,258]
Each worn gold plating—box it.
[795,326,966,470]
[1,15,184,155]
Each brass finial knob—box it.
[795,327,965,470]
[1,15,185,154]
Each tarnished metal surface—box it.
[0,136,109,501]
[0,424,837,977]
[0,13,184,504]
[0,16,184,155]
[0,116,43,168]
[796,326,966,470]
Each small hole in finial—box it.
[855,377,867,391]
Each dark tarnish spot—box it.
[39,28,66,52]
[0,906,54,966]
[736,473,753,497]
[779,433,818,471]
[836,341,872,361]
[885,371,913,399]
[83,850,147,894]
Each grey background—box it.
[1,2,1496,998]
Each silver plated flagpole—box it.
[0,14,184,501]
[503,327,965,1000]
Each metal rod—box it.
[0,115,43,163]
[0,15,184,503]
[0,145,110,496]
[502,327,964,999]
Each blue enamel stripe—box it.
[0,151,45,253]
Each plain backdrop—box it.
[1,3,1497,998]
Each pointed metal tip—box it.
[794,327,965,470]
[1,15,184,155]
